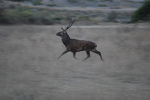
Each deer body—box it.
[56,18,104,61]
[67,39,96,51]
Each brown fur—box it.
[56,18,103,61]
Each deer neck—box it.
[62,33,71,46]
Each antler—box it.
[61,17,78,31]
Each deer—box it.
[56,18,104,61]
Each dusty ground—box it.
[0,23,150,100]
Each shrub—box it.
[32,0,42,5]
[106,11,118,22]
[0,9,20,24]
[131,0,150,22]
[8,0,32,1]
[87,0,98,1]
[46,4,57,7]
[67,0,78,3]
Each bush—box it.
[0,7,66,24]
[32,0,42,5]
[0,9,20,24]
[131,0,150,22]
[8,0,32,1]
[106,11,118,22]
[67,0,78,3]
[46,4,57,7]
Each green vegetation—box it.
[0,6,104,24]
[87,0,98,1]
[131,0,150,22]
[8,0,32,1]
[46,4,57,7]
[106,11,118,22]
[67,0,78,3]
[101,0,112,2]
[32,0,42,5]
[9,0,42,5]
[0,0,134,24]
[0,5,133,24]
[0,7,66,24]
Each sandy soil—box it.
[0,23,150,100]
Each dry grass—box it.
[0,23,150,100]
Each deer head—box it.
[56,17,78,37]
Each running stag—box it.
[56,18,104,61]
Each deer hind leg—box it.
[92,49,104,61]
[72,52,79,60]
[83,50,91,61]
[57,50,69,59]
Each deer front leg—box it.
[83,51,91,61]
[57,50,69,59]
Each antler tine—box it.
[70,17,78,26]
[65,18,74,30]
[65,17,78,30]
[61,26,65,31]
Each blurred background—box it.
[0,0,150,100]
[0,0,149,24]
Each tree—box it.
[131,0,150,22]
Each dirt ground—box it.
[0,23,150,100]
